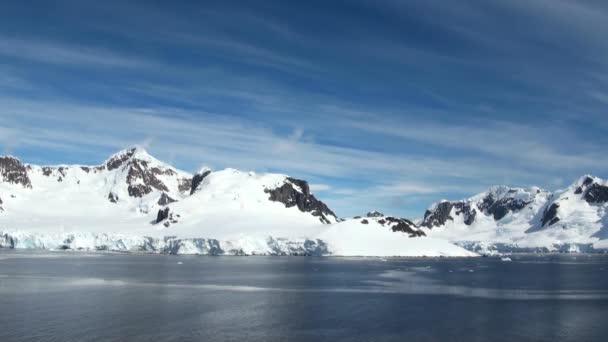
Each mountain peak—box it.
[104,146,159,171]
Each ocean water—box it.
[1,251,608,341]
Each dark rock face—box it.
[128,184,153,198]
[541,203,560,227]
[190,170,211,195]
[477,194,530,220]
[454,202,477,225]
[584,184,608,204]
[41,167,53,176]
[0,196,3,212]
[156,208,179,225]
[156,207,170,223]
[158,193,176,206]
[0,156,32,188]
[80,166,90,173]
[422,202,453,228]
[361,219,369,224]
[108,192,119,203]
[383,217,426,237]
[126,159,169,195]
[106,148,135,171]
[366,211,384,218]
[265,177,337,224]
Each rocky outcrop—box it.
[106,148,135,171]
[108,192,119,203]
[584,184,608,204]
[265,177,337,224]
[156,207,170,223]
[190,169,211,194]
[422,201,454,228]
[155,207,179,227]
[125,159,169,196]
[422,186,538,229]
[366,211,384,218]
[0,156,32,188]
[454,202,477,225]
[0,196,3,212]
[41,167,53,176]
[128,184,153,198]
[541,203,560,227]
[157,193,176,206]
[478,192,530,220]
[384,217,426,237]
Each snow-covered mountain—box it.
[0,147,474,257]
[420,176,608,253]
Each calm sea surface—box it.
[1,250,608,341]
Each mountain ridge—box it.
[2,147,607,255]
[1,147,471,257]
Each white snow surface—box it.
[0,147,474,257]
[319,218,476,257]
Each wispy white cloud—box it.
[0,36,153,68]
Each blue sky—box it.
[1,0,608,218]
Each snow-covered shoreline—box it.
[0,230,477,257]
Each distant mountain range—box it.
[1,147,607,255]
[0,147,468,257]
[420,175,608,253]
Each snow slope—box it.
[319,217,476,257]
[0,147,473,257]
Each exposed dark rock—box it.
[378,219,386,225]
[422,202,454,228]
[366,211,384,218]
[574,187,583,194]
[57,167,67,177]
[106,148,135,171]
[453,202,477,225]
[190,170,211,194]
[0,196,3,212]
[126,159,169,194]
[265,177,337,224]
[128,184,153,198]
[385,217,426,237]
[80,166,90,173]
[361,219,369,224]
[156,207,170,223]
[583,176,594,186]
[108,192,119,203]
[541,203,560,227]
[0,156,32,188]
[584,183,608,204]
[151,167,176,176]
[158,193,176,206]
[156,207,178,225]
[477,193,530,220]
[41,167,53,176]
